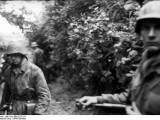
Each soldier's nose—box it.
[148,28,156,40]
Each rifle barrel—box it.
[93,103,126,109]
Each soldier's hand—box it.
[1,104,9,111]
[126,102,141,115]
[78,96,98,107]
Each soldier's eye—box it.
[141,25,150,31]
[155,25,160,30]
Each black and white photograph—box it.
[0,0,159,118]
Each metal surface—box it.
[93,103,126,109]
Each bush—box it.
[0,0,144,95]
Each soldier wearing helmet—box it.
[30,42,45,65]
[78,1,160,115]
[126,0,160,115]
[30,42,48,81]
[0,42,51,115]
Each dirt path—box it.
[46,77,95,115]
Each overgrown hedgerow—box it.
[40,0,144,95]
[0,0,146,95]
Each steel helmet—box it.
[6,42,27,56]
[135,1,160,34]
[31,42,38,47]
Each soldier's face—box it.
[140,20,160,48]
[9,53,22,65]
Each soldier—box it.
[0,42,51,115]
[30,42,46,67]
[78,1,160,114]
[30,42,48,81]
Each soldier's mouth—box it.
[145,42,160,48]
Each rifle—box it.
[93,103,126,109]
[75,101,127,114]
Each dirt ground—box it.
[46,77,96,115]
[46,77,126,115]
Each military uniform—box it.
[1,58,51,115]
[127,1,160,114]
[97,90,128,104]
[129,47,160,114]
[32,48,46,67]
[31,42,48,81]
[0,42,51,115]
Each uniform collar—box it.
[20,58,28,72]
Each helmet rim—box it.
[6,42,28,56]
[135,1,160,34]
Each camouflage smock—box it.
[129,47,160,114]
[1,58,51,115]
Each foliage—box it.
[38,0,144,94]
[0,0,144,95]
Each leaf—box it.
[116,60,121,67]
[126,73,133,77]
[129,50,138,57]
[114,42,122,47]
[0,64,3,68]
[73,28,79,32]
[105,18,109,21]
[121,57,130,64]
[103,70,112,77]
